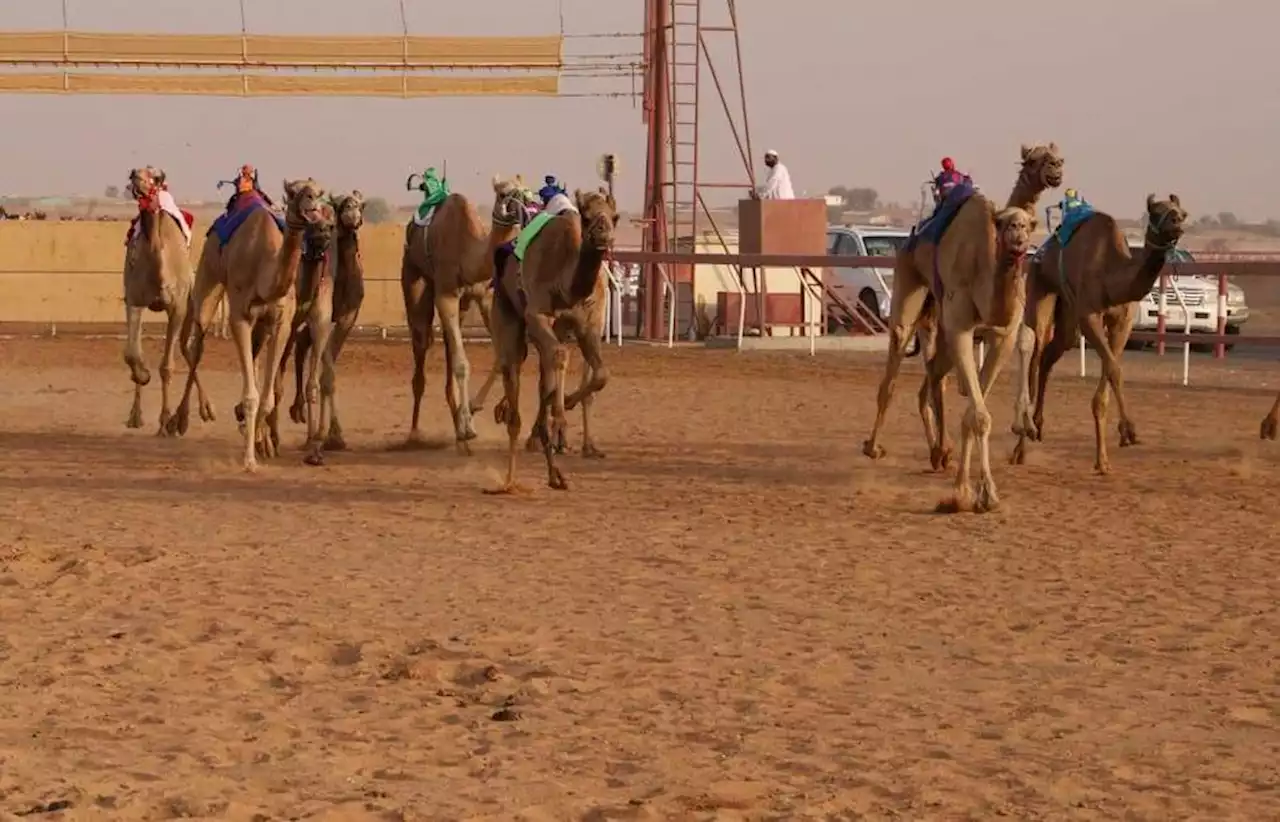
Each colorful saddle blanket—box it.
[124,208,194,247]
[903,178,976,253]
[209,193,285,246]
[1054,202,1096,247]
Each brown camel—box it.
[863,142,1064,475]
[1009,193,1188,473]
[1262,396,1280,440]
[400,175,528,450]
[488,187,618,493]
[121,167,214,434]
[169,178,332,471]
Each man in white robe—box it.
[756,149,795,200]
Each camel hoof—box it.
[483,482,528,496]
[455,440,473,457]
[304,451,325,467]
[929,446,952,472]
[581,444,606,459]
[1262,418,1278,440]
[1094,461,1111,476]
[199,401,217,423]
[324,434,347,452]
[1010,441,1027,466]
[861,440,887,460]
[525,435,542,453]
[974,485,999,513]
[493,399,513,426]
[934,492,974,514]
[289,404,306,425]
[548,471,570,491]
[166,407,189,437]
[1118,422,1139,447]
[126,409,144,429]
[468,400,485,414]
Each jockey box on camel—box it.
[124,166,195,247]
[207,164,285,246]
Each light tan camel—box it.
[121,167,215,433]
[169,179,332,471]
[488,187,617,493]
[400,176,528,450]
[863,143,1064,473]
[1010,194,1188,472]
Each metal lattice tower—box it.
[641,0,754,338]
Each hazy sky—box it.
[1,0,1275,220]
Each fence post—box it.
[1156,270,1168,356]
[1215,273,1227,359]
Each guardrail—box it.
[613,250,1280,381]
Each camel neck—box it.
[571,242,607,303]
[337,230,362,280]
[272,222,306,301]
[1004,173,1045,215]
[140,207,162,256]
[1113,240,1170,305]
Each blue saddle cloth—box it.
[208,193,285,246]
[904,179,976,252]
[1054,203,1095,248]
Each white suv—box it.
[1130,246,1248,350]
[825,224,906,328]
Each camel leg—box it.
[1077,313,1127,475]
[402,268,434,445]
[938,315,998,514]
[919,337,954,472]
[289,324,310,425]
[1012,323,1070,466]
[469,287,500,414]
[1261,391,1280,440]
[1027,295,1061,441]
[863,279,931,459]
[303,290,335,466]
[437,294,477,452]
[526,312,569,490]
[565,323,609,459]
[486,298,529,494]
[256,300,292,462]
[123,303,149,429]
[155,296,186,436]
[323,313,356,451]
[1104,316,1140,449]
[169,279,225,437]
[228,314,261,472]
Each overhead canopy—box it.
[0,31,563,69]
[0,72,558,96]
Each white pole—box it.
[1079,336,1086,377]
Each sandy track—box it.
[0,337,1276,821]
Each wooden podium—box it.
[737,198,827,335]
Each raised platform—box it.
[704,334,889,352]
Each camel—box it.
[1262,396,1280,440]
[400,175,530,450]
[121,167,215,434]
[169,178,333,471]
[862,143,1064,473]
[1009,193,1188,473]
[488,187,618,493]
[286,191,366,453]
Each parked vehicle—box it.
[825,225,922,354]
[1129,246,1248,351]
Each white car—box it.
[825,224,911,337]
[1129,246,1248,350]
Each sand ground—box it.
[0,337,1277,821]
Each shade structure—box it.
[0,71,558,97]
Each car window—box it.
[826,232,839,253]
[834,234,862,255]
[862,235,907,257]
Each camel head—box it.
[490,174,534,227]
[994,207,1034,260]
[333,190,365,232]
[282,177,333,229]
[1019,142,1064,190]
[1144,193,1187,249]
[126,166,165,208]
[573,186,619,252]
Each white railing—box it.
[602,265,623,347]
[1077,278,1193,386]
[655,263,676,348]
[793,267,823,356]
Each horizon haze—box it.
[0,0,1275,221]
